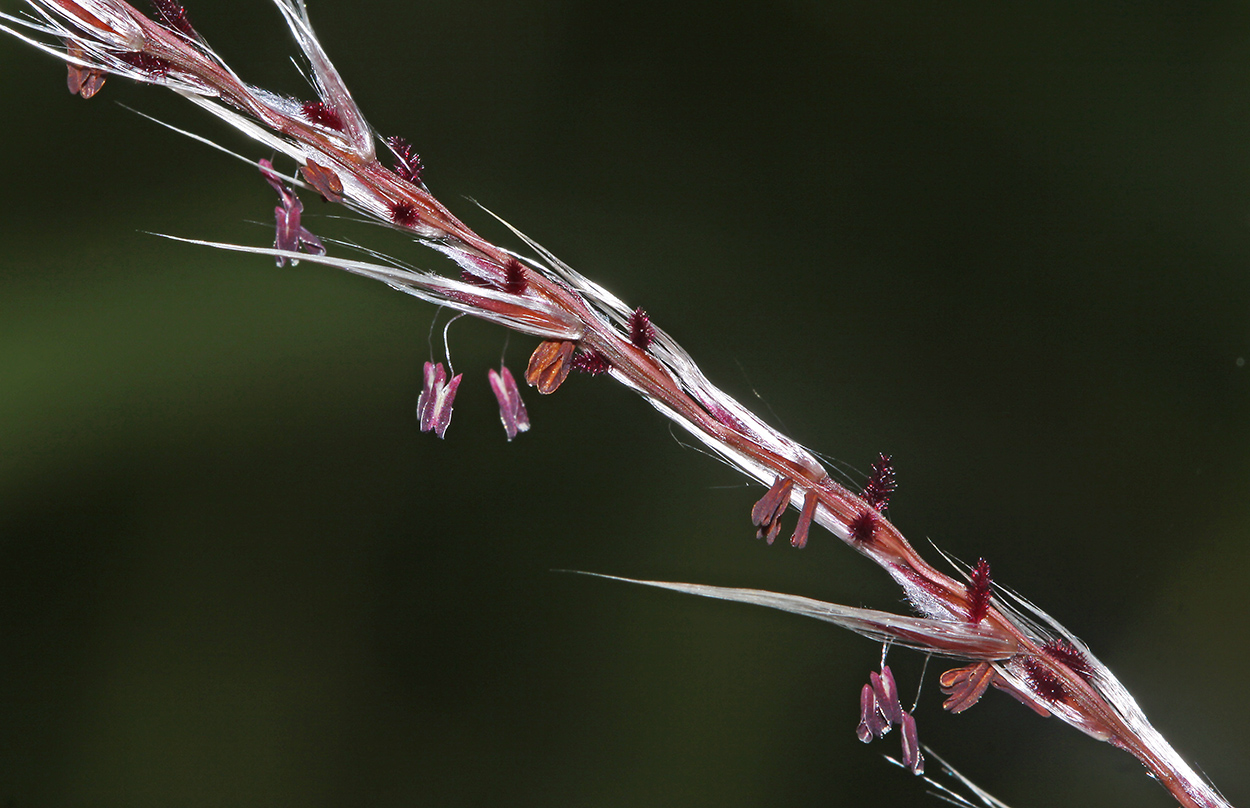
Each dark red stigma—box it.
[502,258,528,295]
[1042,640,1095,681]
[849,510,877,544]
[966,558,992,624]
[860,453,896,511]
[629,307,654,351]
[149,0,197,38]
[385,135,424,183]
[302,101,345,131]
[117,52,173,77]
[1022,656,1068,704]
[572,350,611,375]
[388,201,420,228]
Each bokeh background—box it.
[2,2,1248,806]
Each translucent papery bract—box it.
[157,237,583,343]
[580,574,1018,661]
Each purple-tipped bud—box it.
[488,366,531,441]
[260,159,325,266]
[900,712,924,775]
[417,361,462,439]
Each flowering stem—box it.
[0,2,1233,806]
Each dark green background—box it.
[2,2,1248,806]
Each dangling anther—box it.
[66,42,106,99]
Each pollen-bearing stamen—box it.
[301,160,343,203]
[259,159,324,266]
[857,663,923,774]
[857,683,889,742]
[789,488,818,549]
[938,661,994,713]
[488,365,530,441]
[525,340,575,394]
[750,476,793,544]
[65,41,106,98]
[3,3,1234,804]
[899,712,924,775]
[417,361,462,439]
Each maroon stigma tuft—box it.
[1022,656,1068,704]
[1043,639,1095,681]
[149,0,197,38]
[628,307,654,351]
[301,101,344,131]
[849,510,877,544]
[966,558,992,624]
[502,258,528,295]
[116,51,173,78]
[860,453,896,511]
[571,349,612,375]
[388,201,420,228]
[459,269,492,288]
[385,136,424,183]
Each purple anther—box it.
[417,361,462,439]
[260,159,325,266]
[900,712,924,775]
[871,665,906,727]
[488,365,531,441]
[857,683,889,742]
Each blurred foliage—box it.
[1,1,1248,806]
